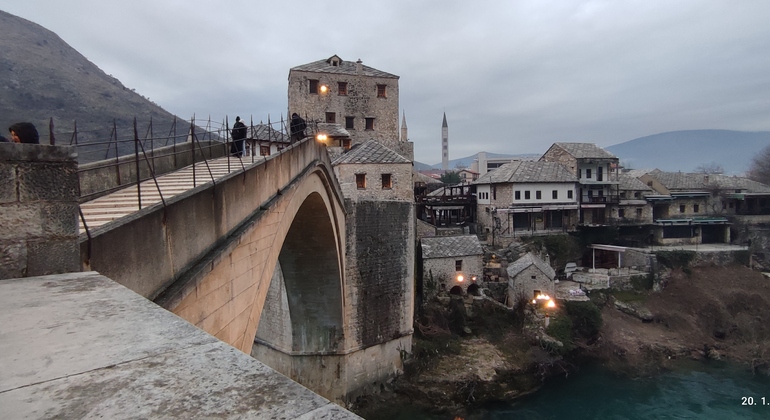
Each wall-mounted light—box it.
[457,275,464,282]
[320,84,329,94]
[316,133,328,142]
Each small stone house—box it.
[506,252,556,307]
[421,235,483,296]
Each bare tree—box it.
[694,161,724,174]
[747,143,770,185]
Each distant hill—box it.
[0,10,190,162]
[428,152,539,170]
[606,130,770,174]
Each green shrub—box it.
[630,274,654,291]
[546,315,574,354]
[656,250,696,270]
[564,301,602,338]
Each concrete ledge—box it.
[0,272,360,419]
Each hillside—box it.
[606,130,770,174]
[0,10,188,162]
[427,152,540,170]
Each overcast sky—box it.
[2,0,769,164]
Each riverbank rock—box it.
[612,298,654,322]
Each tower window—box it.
[325,112,336,123]
[338,82,348,95]
[345,116,355,129]
[356,174,366,189]
[382,174,392,189]
[365,117,375,130]
[309,79,319,94]
[377,84,387,98]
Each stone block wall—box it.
[334,162,412,203]
[423,255,483,294]
[508,265,555,305]
[0,143,79,279]
[344,199,414,348]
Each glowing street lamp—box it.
[457,275,464,282]
[316,133,328,142]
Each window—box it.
[259,146,270,156]
[377,84,387,98]
[338,82,348,96]
[455,260,462,271]
[636,208,643,217]
[586,169,592,179]
[552,190,558,199]
[634,192,641,198]
[525,191,531,200]
[356,173,366,189]
[618,209,625,218]
[722,201,727,210]
[597,166,603,181]
[382,173,392,189]
[568,190,573,199]
[693,204,699,213]
[365,117,375,130]
[620,191,627,199]
[342,139,351,149]
[345,116,355,129]
[536,191,542,200]
[679,204,686,213]
[325,112,336,123]
[309,79,319,94]
[515,191,521,200]
[492,186,496,200]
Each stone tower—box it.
[441,112,449,170]
[287,55,413,160]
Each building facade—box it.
[288,55,413,160]
[540,143,620,225]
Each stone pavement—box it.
[0,272,360,419]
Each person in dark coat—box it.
[8,122,39,144]
[290,113,306,143]
[231,116,247,158]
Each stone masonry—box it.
[0,143,79,279]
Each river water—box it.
[372,360,770,419]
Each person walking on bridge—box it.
[290,113,306,143]
[231,116,247,158]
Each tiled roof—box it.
[248,124,288,142]
[316,123,351,138]
[619,173,654,192]
[647,172,770,193]
[553,143,618,159]
[332,139,410,165]
[473,161,577,185]
[421,235,483,259]
[291,55,399,79]
[414,170,442,184]
[623,169,656,178]
[506,252,555,280]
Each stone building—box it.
[331,138,415,373]
[540,143,620,225]
[506,252,556,308]
[613,173,654,225]
[474,160,579,238]
[420,235,484,297]
[288,54,413,160]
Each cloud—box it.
[1,0,769,164]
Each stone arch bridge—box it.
[78,138,410,402]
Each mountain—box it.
[429,152,539,170]
[0,10,189,162]
[606,130,770,174]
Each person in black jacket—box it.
[290,113,306,143]
[8,122,39,144]
[231,116,247,157]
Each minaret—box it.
[441,112,449,170]
[400,112,408,142]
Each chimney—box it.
[356,59,362,75]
